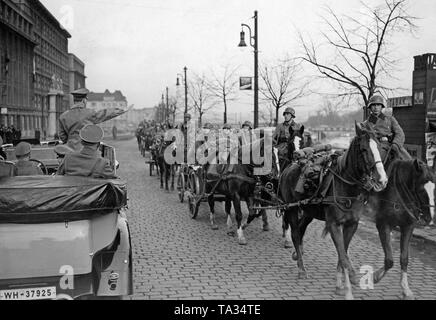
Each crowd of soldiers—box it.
[0,125,21,145]
[136,95,410,173]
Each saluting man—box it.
[57,124,116,179]
[59,88,129,151]
[363,95,411,161]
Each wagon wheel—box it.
[177,172,186,203]
[189,173,202,219]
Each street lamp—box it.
[238,10,259,129]
[176,67,189,123]
[177,67,189,163]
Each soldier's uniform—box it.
[57,125,116,179]
[15,142,44,176]
[59,88,128,151]
[273,107,303,167]
[362,95,411,162]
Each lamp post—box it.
[176,67,189,124]
[177,67,189,163]
[238,10,259,129]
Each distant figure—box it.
[57,124,116,179]
[0,137,6,160]
[58,88,128,151]
[15,142,44,176]
[112,126,118,140]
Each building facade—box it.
[0,0,36,136]
[87,89,129,136]
[68,53,86,106]
[1,0,74,139]
[30,0,71,139]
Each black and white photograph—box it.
[1,0,436,310]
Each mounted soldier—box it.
[273,107,304,170]
[59,88,129,151]
[362,95,412,168]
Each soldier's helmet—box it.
[70,88,90,98]
[242,121,253,129]
[184,113,192,120]
[79,124,104,144]
[283,107,296,118]
[203,123,213,130]
[222,123,232,130]
[368,95,386,109]
[15,142,32,157]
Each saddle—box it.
[294,147,334,196]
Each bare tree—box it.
[299,0,417,118]
[260,57,309,126]
[189,73,217,127]
[259,104,276,127]
[206,65,240,124]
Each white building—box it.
[87,89,128,135]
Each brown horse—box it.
[204,136,278,245]
[156,135,176,191]
[279,123,388,300]
[367,159,434,299]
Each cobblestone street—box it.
[113,138,436,300]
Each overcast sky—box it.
[41,0,436,122]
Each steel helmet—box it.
[222,123,232,130]
[283,107,296,118]
[241,121,253,129]
[203,123,213,130]
[15,142,31,157]
[368,95,386,109]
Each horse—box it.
[279,122,389,300]
[156,135,176,191]
[204,134,278,245]
[366,159,434,299]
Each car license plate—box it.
[0,286,56,300]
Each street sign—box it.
[0,108,7,115]
[240,77,253,90]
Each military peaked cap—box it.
[79,124,104,144]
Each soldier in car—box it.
[59,88,129,151]
[15,142,44,176]
[57,124,116,179]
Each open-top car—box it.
[0,175,133,300]
[0,142,133,300]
